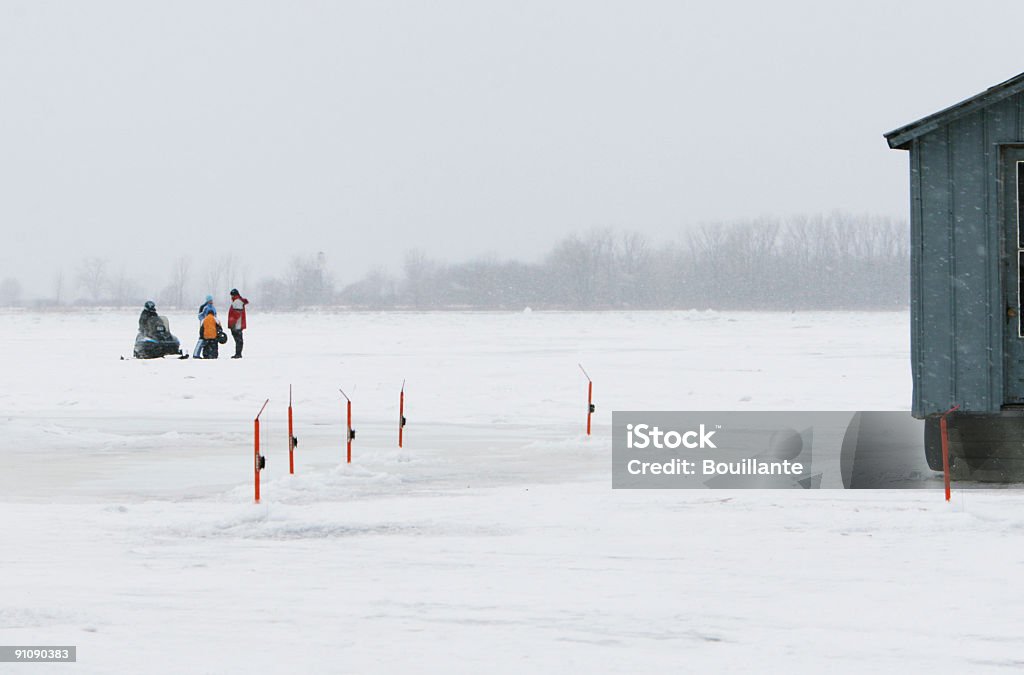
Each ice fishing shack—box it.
[885,71,1024,479]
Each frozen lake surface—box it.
[3,310,1020,673]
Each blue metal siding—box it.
[910,139,924,416]
[910,93,1024,415]
[917,130,955,413]
[982,106,1001,414]
[950,114,988,410]
[983,96,1020,412]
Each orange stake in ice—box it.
[288,385,298,475]
[254,398,269,503]
[340,388,355,463]
[940,404,960,502]
[399,380,407,448]
[579,364,594,436]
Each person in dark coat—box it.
[227,288,249,359]
[138,300,160,336]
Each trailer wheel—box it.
[923,416,944,471]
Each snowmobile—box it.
[133,315,186,359]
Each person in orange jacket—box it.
[201,312,220,359]
[194,295,222,359]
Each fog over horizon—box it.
[3,1,1024,300]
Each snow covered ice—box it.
[2,309,1021,673]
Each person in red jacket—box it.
[228,288,249,359]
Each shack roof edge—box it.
[885,72,1024,150]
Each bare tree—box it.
[77,257,108,302]
[53,269,64,306]
[204,257,223,300]
[616,231,652,306]
[235,264,250,296]
[285,252,333,306]
[222,254,240,294]
[258,276,287,310]
[200,254,247,306]
[108,267,140,307]
[340,266,397,307]
[170,256,191,308]
[0,277,22,306]
[545,229,616,307]
[686,224,730,307]
[402,249,438,308]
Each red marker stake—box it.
[579,364,594,436]
[399,380,407,448]
[254,398,269,503]
[340,388,355,464]
[940,404,960,502]
[288,385,295,475]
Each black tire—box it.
[923,416,944,471]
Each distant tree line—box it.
[335,213,909,310]
[4,213,908,311]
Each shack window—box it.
[1019,161,1024,336]
[1020,251,1024,338]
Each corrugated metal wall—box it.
[910,93,1024,416]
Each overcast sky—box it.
[3,1,1024,297]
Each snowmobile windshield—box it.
[141,315,171,338]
